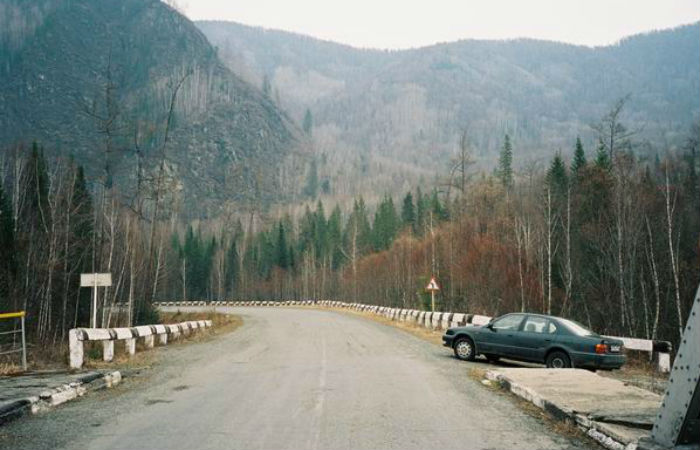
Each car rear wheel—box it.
[453,337,475,361]
[546,351,571,369]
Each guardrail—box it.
[154,300,672,372]
[0,311,27,371]
[68,320,212,369]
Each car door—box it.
[512,315,555,362]
[484,314,526,356]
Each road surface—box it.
[0,307,591,450]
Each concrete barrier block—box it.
[103,340,114,362]
[82,328,113,341]
[125,338,136,356]
[69,329,84,369]
[424,312,433,328]
[471,315,492,326]
[132,325,153,337]
[144,335,155,348]
[153,324,167,334]
[451,313,467,328]
[441,313,453,330]
[159,333,168,345]
[431,312,443,329]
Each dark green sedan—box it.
[442,313,626,370]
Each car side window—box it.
[522,316,548,333]
[491,314,524,331]
[547,321,558,334]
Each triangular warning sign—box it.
[426,277,440,291]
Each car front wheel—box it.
[546,351,571,369]
[453,337,476,361]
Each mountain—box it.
[0,0,303,216]
[198,20,700,197]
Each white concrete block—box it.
[69,329,84,369]
[103,340,114,362]
[144,335,155,348]
[125,338,136,356]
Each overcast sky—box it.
[178,0,700,49]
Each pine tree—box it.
[276,222,288,269]
[372,196,399,251]
[401,191,416,231]
[415,186,428,235]
[303,159,319,199]
[547,152,569,196]
[327,205,343,269]
[571,136,587,175]
[431,189,449,221]
[595,139,611,171]
[303,109,313,135]
[497,134,514,190]
[225,239,240,297]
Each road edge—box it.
[485,370,638,450]
[0,371,122,426]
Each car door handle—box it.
[544,338,552,342]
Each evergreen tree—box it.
[547,152,569,196]
[276,222,289,269]
[225,239,240,297]
[302,109,313,135]
[401,191,416,231]
[431,189,449,221]
[571,136,587,175]
[314,200,327,260]
[414,186,429,235]
[372,195,399,251]
[497,134,514,190]
[303,159,319,199]
[327,205,343,269]
[595,139,612,170]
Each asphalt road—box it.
[0,307,591,450]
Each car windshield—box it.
[558,318,598,336]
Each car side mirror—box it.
[486,323,495,331]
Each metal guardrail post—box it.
[0,311,27,371]
[20,313,27,371]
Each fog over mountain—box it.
[199,20,699,197]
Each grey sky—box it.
[178,0,700,49]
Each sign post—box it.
[426,277,440,312]
[80,273,112,328]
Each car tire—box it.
[484,353,500,363]
[546,351,571,369]
[453,337,476,361]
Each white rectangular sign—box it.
[80,273,112,287]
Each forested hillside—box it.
[199,21,700,199]
[0,0,303,215]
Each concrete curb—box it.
[485,370,637,450]
[0,370,122,426]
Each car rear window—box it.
[558,318,597,336]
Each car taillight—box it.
[595,343,607,354]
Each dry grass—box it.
[82,311,242,370]
[0,311,243,374]
[334,308,444,345]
